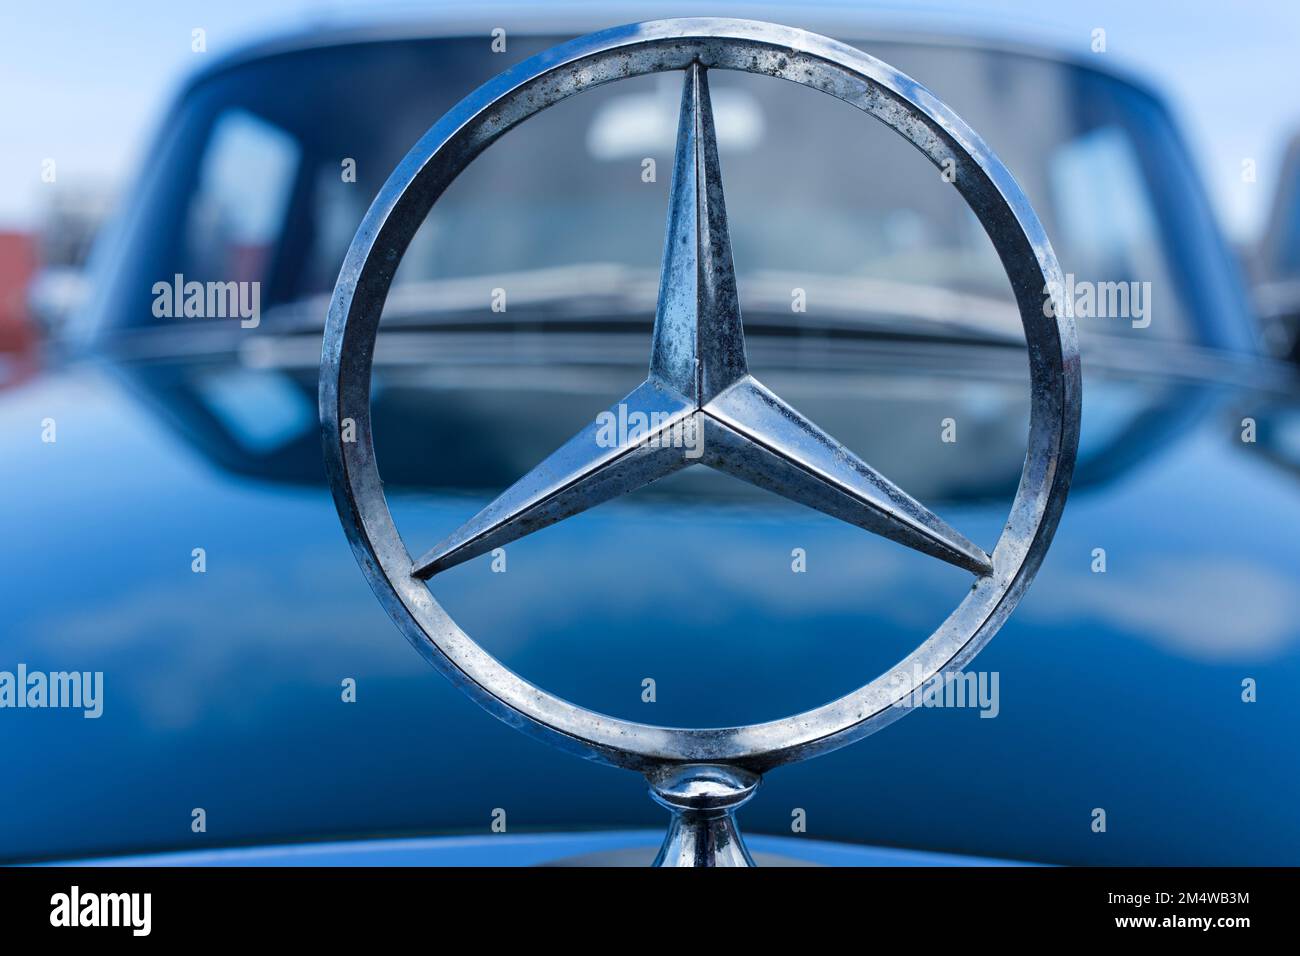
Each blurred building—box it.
[0,232,37,355]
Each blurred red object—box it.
[0,232,38,354]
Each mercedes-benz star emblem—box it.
[320,18,1081,867]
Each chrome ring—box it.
[320,18,1081,772]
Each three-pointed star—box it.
[411,63,992,581]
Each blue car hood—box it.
[2,350,1298,864]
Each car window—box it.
[185,109,299,287]
[94,36,1252,352]
[1049,125,1178,333]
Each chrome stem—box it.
[648,764,760,867]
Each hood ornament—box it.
[321,18,1080,866]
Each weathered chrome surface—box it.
[320,18,1080,864]
[411,61,990,579]
[648,764,760,867]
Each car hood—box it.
[2,345,1299,864]
[56,831,1020,867]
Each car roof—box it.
[179,3,1168,106]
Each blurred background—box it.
[2,0,1300,372]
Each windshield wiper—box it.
[261,264,1024,345]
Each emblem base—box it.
[647,764,760,867]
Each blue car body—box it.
[3,12,1298,866]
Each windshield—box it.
[89,34,1253,352]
